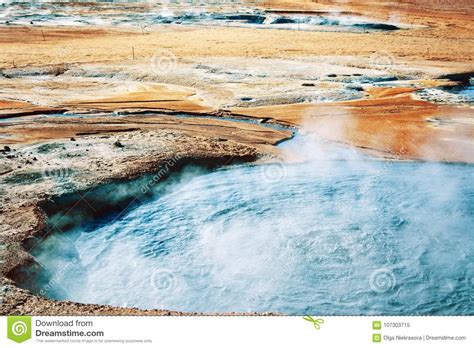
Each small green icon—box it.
[7,316,32,343]
[373,321,382,330]
[303,315,324,330]
[373,333,382,343]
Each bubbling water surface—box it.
[33,138,474,314]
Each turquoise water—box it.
[32,138,474,314]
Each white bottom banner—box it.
[1,316,472,347]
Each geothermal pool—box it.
[0,2,404,32]
[30,137,474,315]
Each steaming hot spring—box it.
[22,136,474,315]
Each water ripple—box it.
[33,158,474,314]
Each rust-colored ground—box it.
[0,0,472,163]
[0,100,65,118]
[64,84,215,114]
[231,87,473,162]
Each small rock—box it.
[240,97,254,102]
[327,74,337,78]
[3,146,11,152]
[302,83,315,87]
[114,140,124,148]
[70,137,76,141]
[26,160,32,165]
